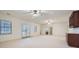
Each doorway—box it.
[50,27,52,35]
[46,31,49,35]
[45,27,52,35]
[21,24,30,38]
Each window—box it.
[0,20,12,34]
[30,25,37,33]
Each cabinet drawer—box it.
[67,34,79,47]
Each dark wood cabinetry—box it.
[67,34,79,47]
[68,11,79,47]
[69,11,79,28]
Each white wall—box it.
[0,12,40,42]
[53,22,68,36]
[52,17,69,40]
[40,17,69,40]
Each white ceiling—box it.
[0,10,73,24]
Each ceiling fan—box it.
[25,10,47,17]
[32,10,40,16]
[33,10,39,14]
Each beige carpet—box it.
[0,35,70,48]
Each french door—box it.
[21,24,30,38]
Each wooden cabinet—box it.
[67,34,79,47]
[69,11,79,28]
[68,11,79,47]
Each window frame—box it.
[0,20,12,35]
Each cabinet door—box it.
[74,11,79,27]
[69,12,74,27]
[68,34,79,47]
[69,11,79,28]
[67,34,75,46]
